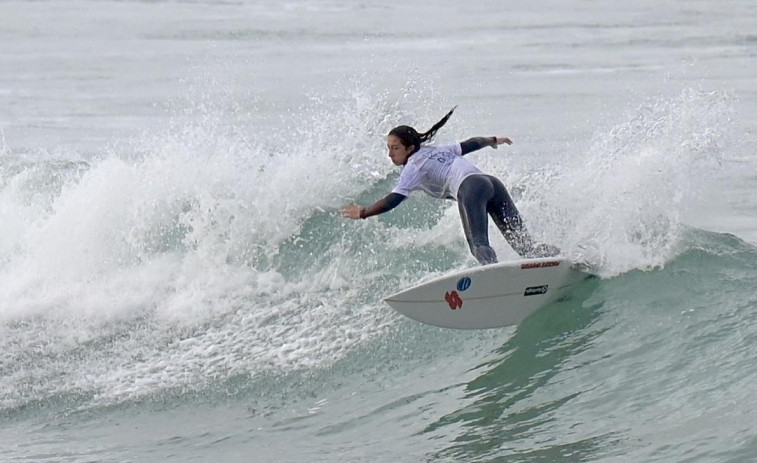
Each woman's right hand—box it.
[341,204,365,219]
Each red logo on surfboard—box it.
[521,260,560,270]
[445,291,463,310]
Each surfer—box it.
[341,106,559,265]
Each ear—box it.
[407,144,416,153]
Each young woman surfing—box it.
[341,107,558,265]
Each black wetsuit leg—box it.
[484,175,538,257]
[457,175,500,265]
[485,175,561,258]
[459,174,559,263]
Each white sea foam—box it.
[0,84,433,407]
[513,88,736,277]
[0,77,744,410]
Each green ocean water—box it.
[2,228,756,462]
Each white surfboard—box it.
[384,257,592,329]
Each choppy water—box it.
[1,1,756,462]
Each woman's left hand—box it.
[494,137,513,147]
[341,204,364,219]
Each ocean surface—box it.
[1,1,756,461]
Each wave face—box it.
[2,86,754,461]
[0,88,420,410]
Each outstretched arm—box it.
[460,137,513,155]
[341,192,407,219]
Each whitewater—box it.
[1,1,756,462]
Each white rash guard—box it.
[390,144,482,200]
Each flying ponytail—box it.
[419,105,457,144]
[388,106,457,154]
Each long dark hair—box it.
[388,106,457,154]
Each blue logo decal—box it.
[457,277,472,292]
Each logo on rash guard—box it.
[428,151,456,164]
[445,291,463,310]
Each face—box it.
[387,135,414,166]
